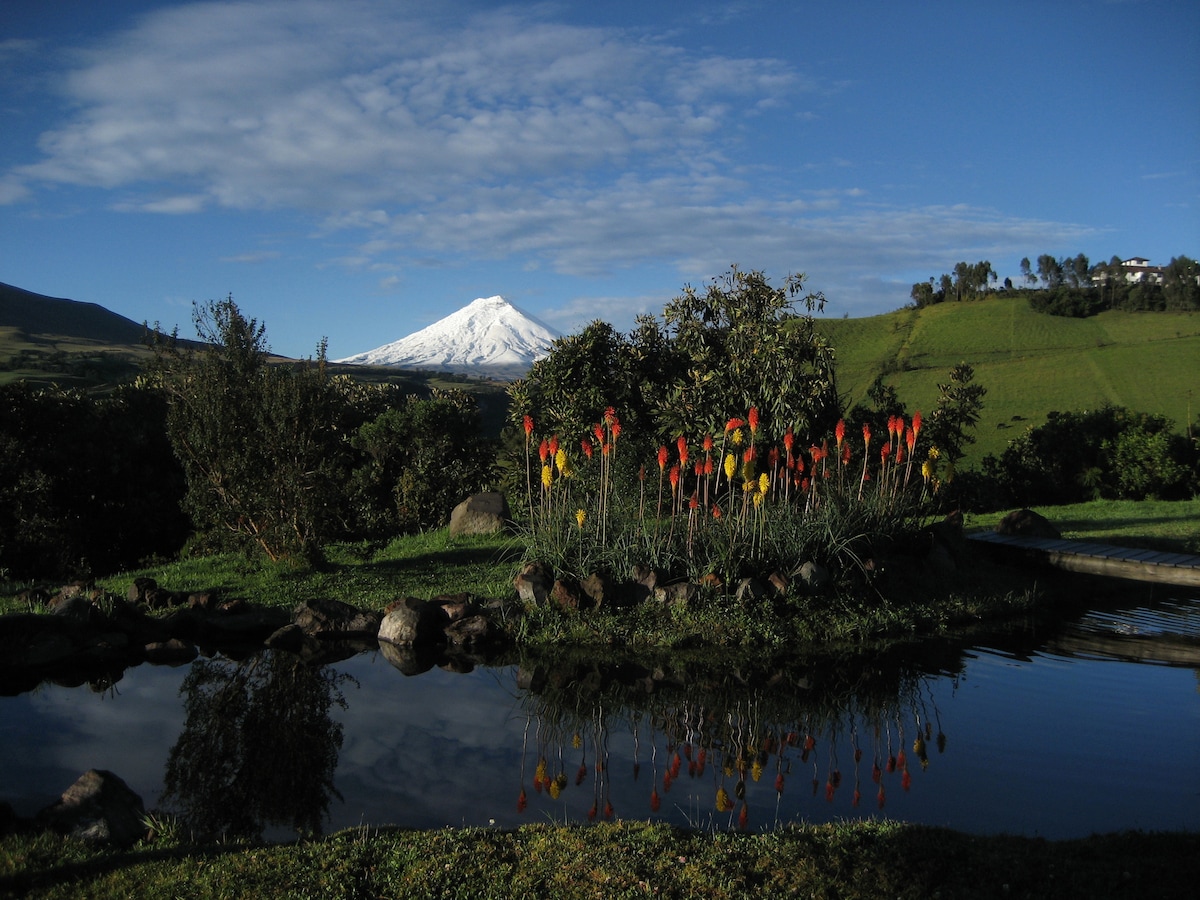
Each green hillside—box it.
[816,295,1200,468]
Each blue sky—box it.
[2,0,1197,359]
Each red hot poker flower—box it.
[657,446,669,471]
[747,407,759,434]
[523,415,534,438]
[862,422,872,446]
[676,435,689,466]
[835,418,846,448]
[581,438,594,459]
[538,438,550,462]
[726,417,745,432]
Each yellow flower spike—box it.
[758,472,769,495]
[752,491,764,508]
[575,508,586,528]
[555,448,567,474]
[751,760,764,782]
[573,733,583,749]
[730,427,744,447]
[921,459,935,482]
[548,779,562,800]
[724,453,737,480]
[541,464,553,490]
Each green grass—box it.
[817,297,1200,467]
[965,498,1200,554]
[2,821,1196,899]
[0,530,523,618]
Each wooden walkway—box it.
[967,531,1200,588]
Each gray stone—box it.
[513,562,553,605]
[797,561,831,591]
[378,597,447,645]
[37,769,146,847]
[449,492,510,536]
[292,598,381,639]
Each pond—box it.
[2,583,1197,841]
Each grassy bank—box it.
[964,498,1200,554]
[3,820,1197,899]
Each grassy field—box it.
[3,820,1196,900]
[816,296,1200,468]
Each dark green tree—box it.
[149,296,347,563]
[925,362,986,465]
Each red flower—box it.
[748,407,759,434]
[835,418,846,447]
[538,438,549,462]
[783,428,795,453]
[725,417,745,432]
[517,788,527,812]
[862,422,871,446]
[593,423,605,443]
[650,789,661,812]
[604,406,617,425]
[657,445,669,471]
[912,410,922,437]
[703,457,714,476]
[523,415,534,438]
[669,464,680,490]
[611,421,622,440]
[702,434,714,452]
[548,435,559,457]
[676,435,689,465]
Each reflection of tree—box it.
[513,650,948,831]
[163,650,350,840]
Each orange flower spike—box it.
[862,422,871,447]
[896,444,906,465]
[747,406,759,434]
[676,435,689,466]
[880,444,891,464]
[593,423,605,443]
[604,406,617,426]
[548,435,559,458]
[669,464,680,491]
[689,492,700,510]
[703,456,714,476]
[841,443,851,465]
[523,415,534,439]
[743,446,756,464]
[538,438,549,463]
[581,438,593,459]
[611,420,622,441]
[702,433,714,453]
[693,461,703,478]
[768,447,780,469]
[712,503,722,520]
[905,426,916,453]
[783,428,795,454]
[726,417,745,432]
[657,445,669,471]
[835,418,846,449]
[912,410,922,439]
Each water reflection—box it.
[162,652,352,840]
[1,590,1197,839]
[509,651,951,831]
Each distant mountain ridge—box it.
[0,281,152,345]
[336,295,560,379]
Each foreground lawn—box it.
[2,821,1197,900]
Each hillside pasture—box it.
[818,296,1200,467]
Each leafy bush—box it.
[979,406,1197,508]
[0,381,188,578]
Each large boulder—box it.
[449,492,510,536]
[996,508,1061,539]
[36,770,146,847]
[378,597,448,646]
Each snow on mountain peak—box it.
[335,295,560,379]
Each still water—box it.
[3,588,1197,840]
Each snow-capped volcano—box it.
[335,295,560,379]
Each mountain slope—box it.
[0,281,152,346]
[336,295,560,379]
